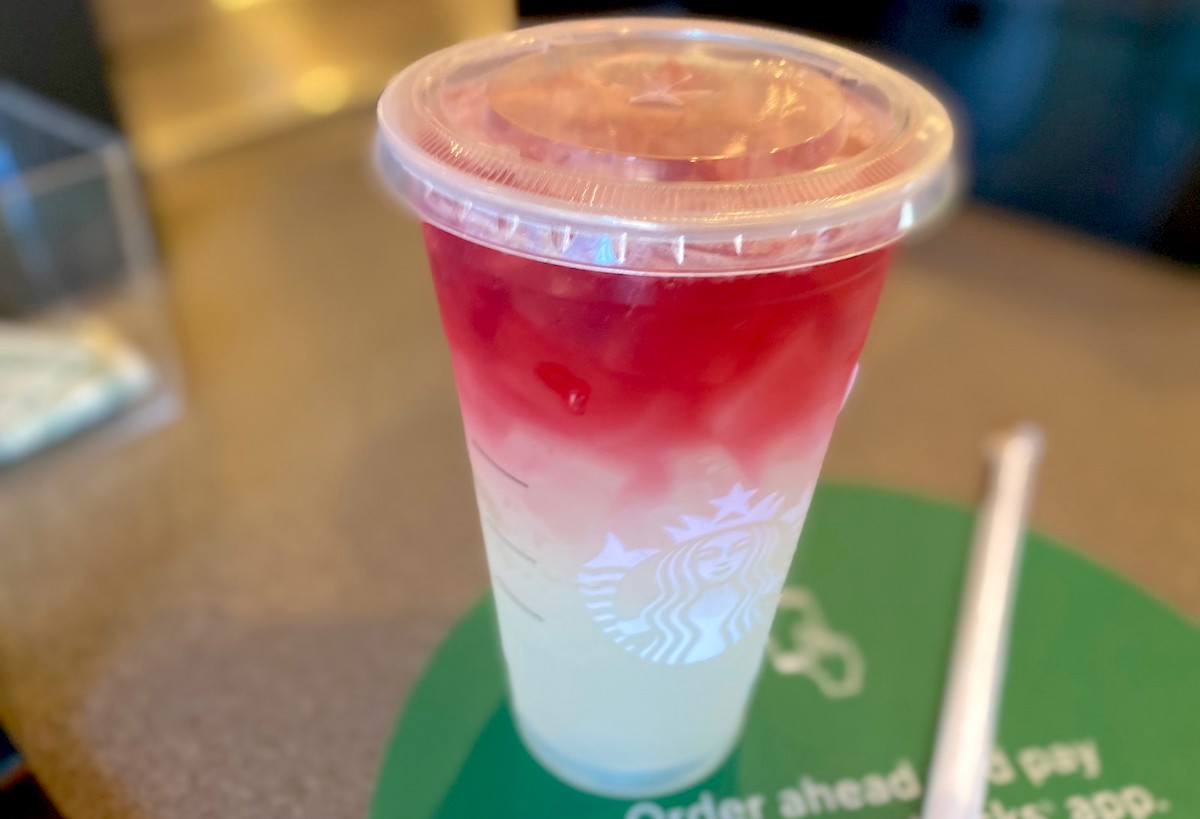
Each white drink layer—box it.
[470,438,825,797]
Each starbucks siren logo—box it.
[578,484,810,666]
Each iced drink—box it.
[377,17,954,798]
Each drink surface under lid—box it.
[484,39,850,179]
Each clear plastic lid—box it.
[377,17,955,274]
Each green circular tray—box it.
[372,484,1199,819]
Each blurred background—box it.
[4,0,1198,258]
[0,0,1196,817]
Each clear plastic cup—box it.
[377,17,954,799]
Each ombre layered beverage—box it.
[377,17,954,798]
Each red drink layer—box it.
[425,225,890,502]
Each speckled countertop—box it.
[0,109,1197,819]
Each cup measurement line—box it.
[471,439,530,488]
[483,517,538,564]
[494,575,546,623]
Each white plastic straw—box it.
[921,423,1046,819]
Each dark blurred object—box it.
[518,1,1200,263]
[683,0,894,39]
[1,728,61,818]
[0,81,142,316]
[0,0,118,127]
[1,776,63,819]
[878,0,1200,262]
[0,728,20,787]
[1153,157,1200,263]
